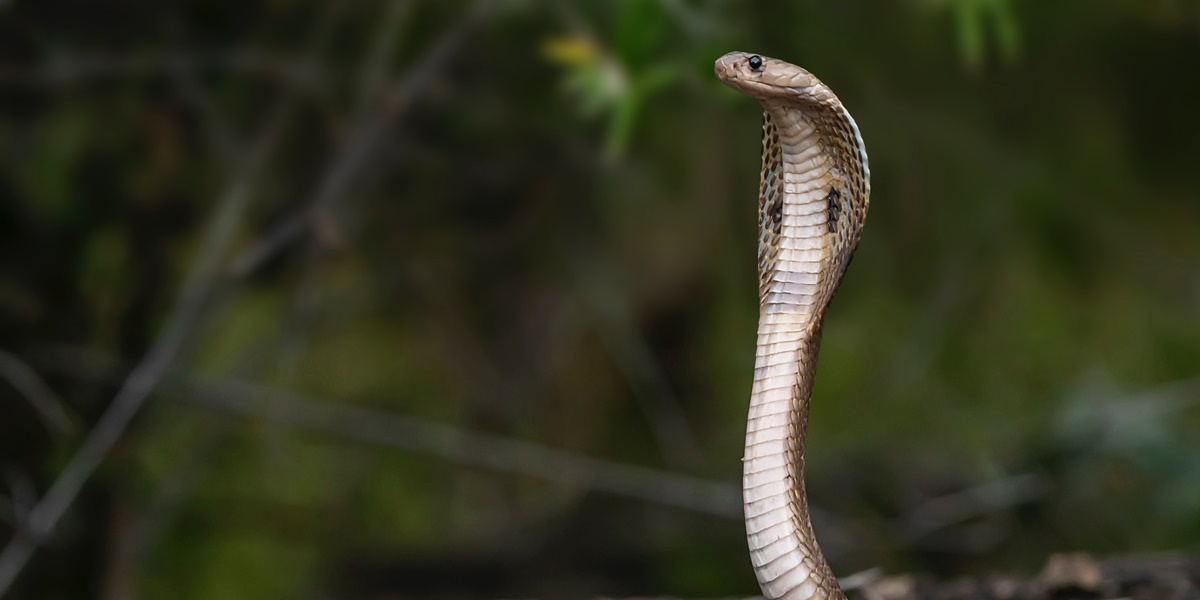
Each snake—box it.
[714,52,870,600]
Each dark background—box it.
[1,1,1198,598]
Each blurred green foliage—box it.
[1,0,1199,599]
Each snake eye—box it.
[748,55,763,71]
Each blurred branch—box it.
[0,34,315,600]
[230,0,498,278]
[116,427,229,597]
[191,380,744,517]
[579,273,705,468]
[654,0,711,36]
[163,2,348,169]
[0,147,266,595]
[0,471,35,530]
[898,471,1049,541]
[0,51,326,93]
[840,567,886,592]
[407,266,524,420]
[0,349,76,438]
[167,55,244,168]
[1056,372,1200,455]
[356,0,415,111]
[0,4,495,586]
[38,346,744,519]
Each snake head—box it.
[714,51,824,103]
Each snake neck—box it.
[744,107,859,600]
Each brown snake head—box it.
[715,51,826,103]
[716,51,871,600]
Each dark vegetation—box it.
[0,1,1198,598]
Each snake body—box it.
[715,52,870,600]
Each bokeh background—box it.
[1,1,1199,598]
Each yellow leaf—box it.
[541,36,599,66]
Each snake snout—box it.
[714,51,751,83]
[714,56,737,81]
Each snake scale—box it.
[715,52,870,600]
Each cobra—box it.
[715,51,870,600]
